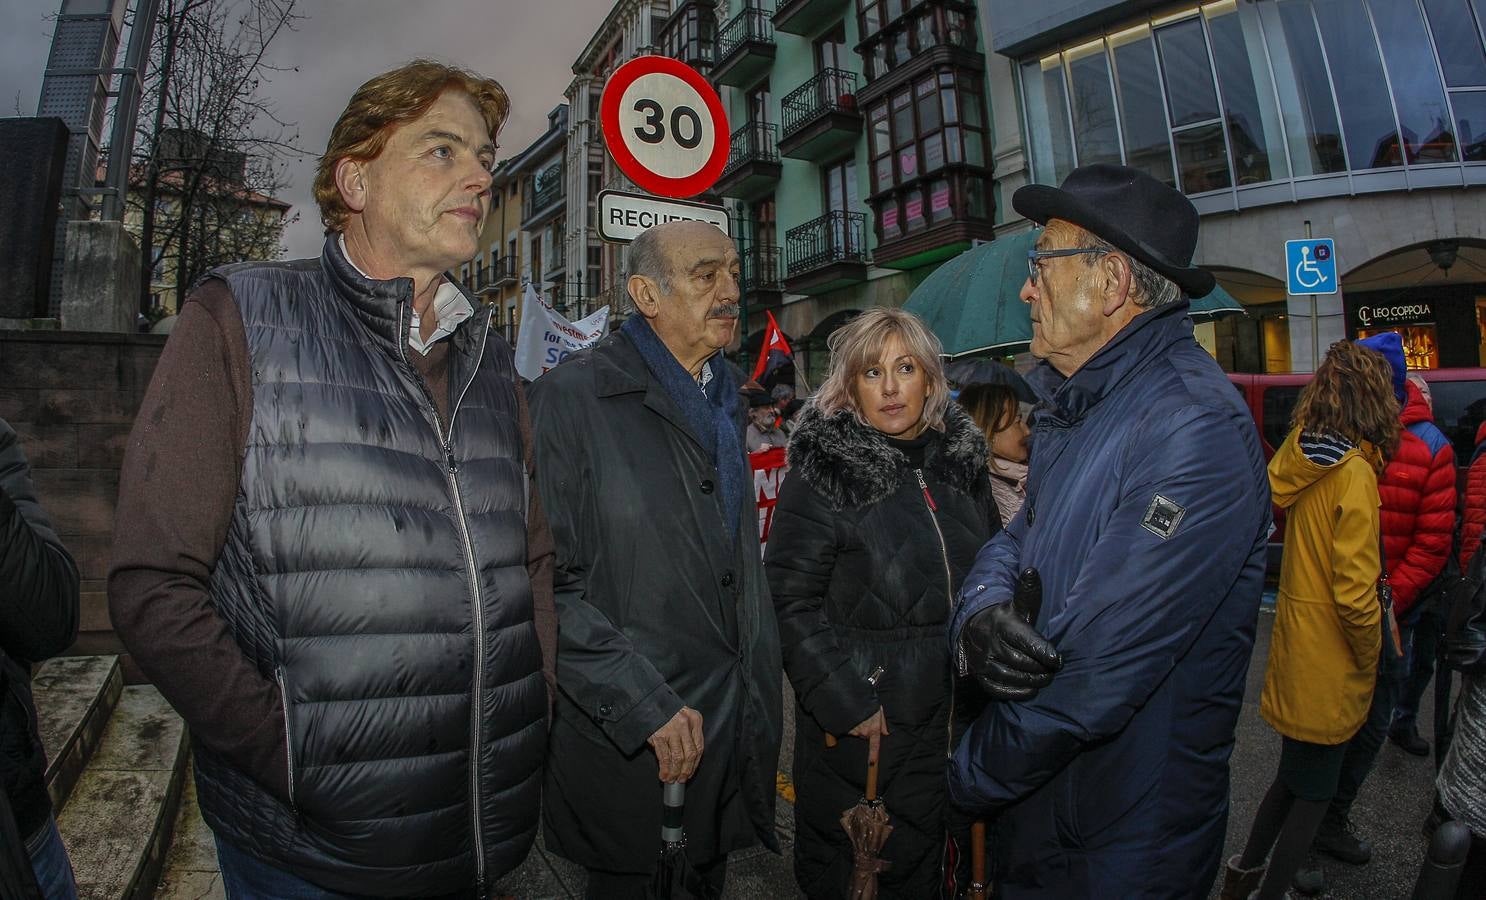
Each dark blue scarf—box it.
[621,316,747,540]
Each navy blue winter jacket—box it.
[948,301,1271,898]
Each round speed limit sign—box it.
[600,55,730,199]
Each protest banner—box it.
[751,446,788,550]
[513,283,610,381]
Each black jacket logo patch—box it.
[1141,494,1186,539]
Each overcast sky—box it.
[0,0,615,258]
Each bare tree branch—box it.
[130,0,303,313]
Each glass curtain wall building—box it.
[1018,0,1486,212]
[996,0,1486,376]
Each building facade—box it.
[464,104,569,346]
[708,0,1006,384]
[986,0,1486,374]
[467,158,525,345]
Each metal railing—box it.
[723,122,780,177]
[490,255,518,287]
[742,243,783,294]
[781,68,859,139]
[716,4,773,63]
[785,211,867,277]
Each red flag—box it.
[751,310,793,383]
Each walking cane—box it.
[967,821,989,900]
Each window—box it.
[1155,16,1232,193]
[859,1,979,81]
[1257,1,1347,176]
[1261,386,1302,451]
[816,23,848,72]
[823,157,859,215]
[866,67,992,242]
[660,2,716,68]
[747,81,772,125]
[1424,0,1486,160]
[1314,0,1401,169]
[1205,0,1289,183]
[1066,39,1122,167]
[750,196,778,248]
[1372,0,1457,162]
[1110,25,1176,185]
[1022,56,1075,185]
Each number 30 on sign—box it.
[600,55,730,199]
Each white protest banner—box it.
[514,283,610,381]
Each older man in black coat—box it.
[529,220,783,899]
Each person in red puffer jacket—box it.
[1303,333,1455,880]
[1459,422,1486,571]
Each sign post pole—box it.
[1306,221,1317,371]
[1285,226,1337,372]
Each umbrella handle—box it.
[661,782,685,843]
[971,820,987,883]
[865,740,880,801]
[824,733,837,748]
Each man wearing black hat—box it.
[946,164,1272,897]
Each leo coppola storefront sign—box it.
[1347,299,1435,330]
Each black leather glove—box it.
[959,568,1062,700]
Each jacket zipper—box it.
[915,467,957,889]
[275,667,298,811]
[914,469,955,756]
[399,301,493,893]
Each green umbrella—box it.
[903,228,1246,358]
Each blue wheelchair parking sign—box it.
[1286,239,1337,295]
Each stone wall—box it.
[0,329,165,671]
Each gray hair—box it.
[622,228,673,312]
[1082,235,1182,309]
[770,383,795,403]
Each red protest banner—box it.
[750,446,788,549]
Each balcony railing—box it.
[724,122,780,177]
[718,5,772,58]
[742,243,783,294]
[785,210,868,277]
[781,68,859,139]
[488,255,518,289]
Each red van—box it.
[1229,369,1486,577]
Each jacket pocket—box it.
[275,667,298,809]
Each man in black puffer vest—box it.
[1,417,81,897]
[108,61,555,898]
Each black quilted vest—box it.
[192,238,546,897]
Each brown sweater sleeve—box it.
[107,279,291,803]
[517,382,558,710]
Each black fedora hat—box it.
[1013,163,1215,298]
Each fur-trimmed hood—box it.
[787,402,990,510]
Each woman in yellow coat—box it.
[1222,340,1400,900]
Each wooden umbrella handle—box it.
[865,739,881,801]
[972,820,986,879]
[824,733,838,748]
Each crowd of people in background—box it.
[6,58,1486,900]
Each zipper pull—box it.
[445,441,458,474]
[914,469,937,511]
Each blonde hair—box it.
[315,60,510,233]
[813,308,950,432]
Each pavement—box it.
[495,609,1452,899]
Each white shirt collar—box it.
[337,234,476,356]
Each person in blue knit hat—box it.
[1357,333,1407,403]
